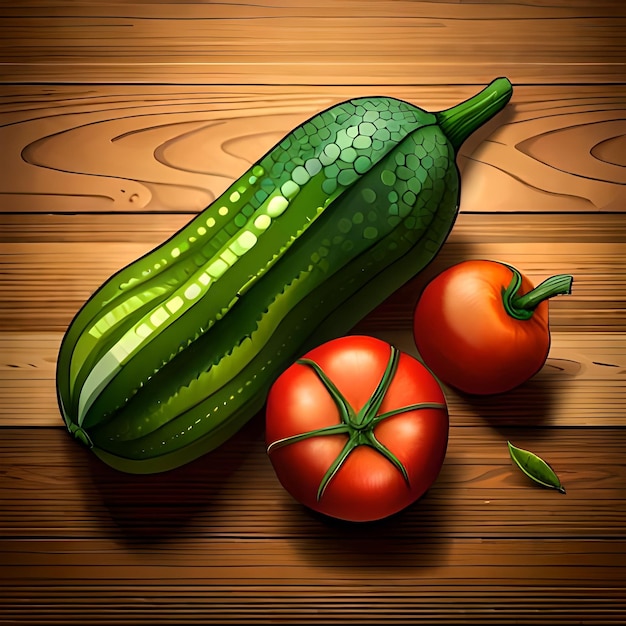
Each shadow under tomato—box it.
[85,409,266,547]
[449,375,559,433]
[285,460,458,570]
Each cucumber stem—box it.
[436,77,513,151]
[502,268,574,321]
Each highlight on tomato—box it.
[265,335,449,523]
[413,259,573,396]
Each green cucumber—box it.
[56,77,513,473]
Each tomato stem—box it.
[354,344,400,427]
[502,267,573,321]
[266,423,350,454]
[296,357,357,423]
[317,436,359,502]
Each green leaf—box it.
[507,441,566,494]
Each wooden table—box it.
[1,2,625,623]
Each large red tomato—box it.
[413,259,573,395]
[265,335,449,522]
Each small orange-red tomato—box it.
[265,335,449,523]
[413,259,573,396]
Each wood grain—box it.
[0,326,626,428]
[1,213,624,333]
[1,588,625,626]
[1,424,625,540]
[1,84,624,214]
[0,1,624,84]
[2,329,624,428]
[0,425,624,623]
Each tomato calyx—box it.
[501,266,573,321]
[266,344,446,502]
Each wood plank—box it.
[0,585,624,625]
[1,213,623,333]
[0,426,624,541]
[1,330,624,428]
[3,211,624,244]
[1,84,624,214]
[4,581,624,626]
[1,539,625,584]
[0,1,624,84]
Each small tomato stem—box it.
[514,274,574,310]
[502,267,573,321]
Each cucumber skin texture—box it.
[56,94,469,474]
